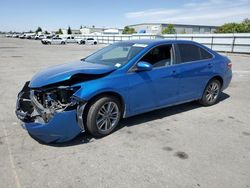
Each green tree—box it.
[36,26,42,34]
[44,30,49,35]
[216,18,250,33]
[56,28,63,35]
[162,24,176,34]
[67,26,72,34]
[242,18,250,32]
[122,26,136,34]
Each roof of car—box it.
[118,39,199,46]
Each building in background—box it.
[127,23,218,34]
[61,29,81,35]
[80,27,123,35]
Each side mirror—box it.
[136,61,153,72]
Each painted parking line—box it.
[233,70,250,73]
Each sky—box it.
[0,0,250,32]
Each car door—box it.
[127,44,180,115]
[52,38,59,44]
[175,43,214,101]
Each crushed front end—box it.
[15,81,85,143]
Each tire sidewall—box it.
[86,96,122,137]
[201,79,221,106]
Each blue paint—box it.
[17,40,232,143]
[24,110,81,143]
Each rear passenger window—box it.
[177,44,212,63]
[200,47,213,59]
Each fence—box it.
[74,33,250,53]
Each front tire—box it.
[86,96,122,137]
[199,79,221,106]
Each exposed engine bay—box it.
[16,81,81,124]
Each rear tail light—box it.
[227,61,232,69]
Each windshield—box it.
[84,42,146,68]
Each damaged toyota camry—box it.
[16,40,232,143]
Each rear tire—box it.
[80,40,85,45]
[199,79,221,106]
[61,41,65,45]
[86,96,122,138]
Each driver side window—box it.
[140,44,173,68]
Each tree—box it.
[242,18,250,32]
[36,26,42,34]
[44,30,49,35]
[80,25,83,29]
[56,28,63,35]
[216,18,250,33]
[67,26,72,34]
[122,26,136,34]
[162,24,176,34]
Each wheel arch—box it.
[210,75,224,87]
[83,91,126,119]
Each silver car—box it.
[41,37,66,45]
[78,37,98,45]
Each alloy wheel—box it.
[96,102,119,132]
[205,82,220,103]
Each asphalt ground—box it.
[0,38,249,188]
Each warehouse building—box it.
[80,27,123,35]
[127,23,218,34]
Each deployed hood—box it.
[29,61,115,88]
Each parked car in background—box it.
[19,34,26,39]
[78,37,98,45]
[26,34,35,39]
[65,36,77,43]
[12,34,19,38]
[5,34,12,37]
[41,37,66,45]
[38,35,46,40]
[16,40,232,143]
[34,35,40,40]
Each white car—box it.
[78,37,98,45]
[41,37,66,45]
[65,36,77,43]
[5,34,12,37]
[19,34,26,39]
[12,34,19,38]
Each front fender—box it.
[72,77,130,116]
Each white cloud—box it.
[125,0,250,25]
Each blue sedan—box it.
[16,40,232,143]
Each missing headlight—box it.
[30,86,80,123]
[16,84,81,123]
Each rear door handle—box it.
[208,63,213,68]
[172,70,179,77]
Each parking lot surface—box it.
[0,38,249,188]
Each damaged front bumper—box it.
[15,81,86,143]
[23,109,81,143]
